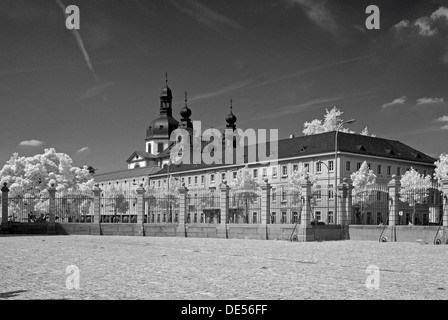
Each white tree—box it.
[288,164,318,200]
[399,168,432,225]
[230,165,259,222]
[302,107,376,136]
[350,161,377,223]
[0,148,94,197]
[434,153,448,190]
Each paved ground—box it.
[0,235,447,300]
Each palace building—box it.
[94,79,437,225]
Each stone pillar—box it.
[177,184,188,237]
[300,177,312,227]
[136,185,145,225]
[47,185,56,234]
[219,181,229,224]
[442,179,448,227]
[93,185,102,224]
[260,179,271,225]
[218,181,229,238]
[388,175,400,226]
[1,183,9,233]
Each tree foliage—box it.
[434,153,448,189]
[302,107,375,137]
[399,168,432,224]
[350,161,377,207]
[0,148,94,197]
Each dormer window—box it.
[356,145,366,151]
[159,125,164,130]
[300,146,308,152]
[385,148,395,155]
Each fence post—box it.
[260,179,271,225]
[218,181,229,238]
[298,175,312,241]
[47,184,56,234]
[387,175,400,242]
[443,179,448,227]
[337,178,350,239]
[177,184,188,237]
[136,185,145,235]
[93,185,102,225]
[1,183,9,233]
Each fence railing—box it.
[228,188,261,224]
[100,193,138,223]
[7,193,50,223]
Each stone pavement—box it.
[0,235,447,300]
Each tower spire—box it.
[185,91,188,106]
[165,72,168,86]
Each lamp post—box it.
[334,119,356,224]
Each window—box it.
[281,188,286,202]
[328,211,334,224]
[233,171,237,180]
[357,162,362,170]
[387,166,391,176]
[377,165,382,175]
[201,175,204,184]
[194,176,198,185]
[147,144,152,153]
[292,212,298,224]
[315,185,322,200]
[282,165,288,177]
[157,143,164,153]
[272,189,277,202]
[188,177,191,185]
[328,160,334,172]
[272,167,278,178]
[304,163,310,171]
[210,174,215,183]
[346,161,351,172]
[315,211,321,222]
[281,212,287,224]
[181,177,185,183]
[377,213,383,225]
[262,168,267,178]
[158,180,161,188]
[316,162,322,173]
[376,191,381,201]
[252,212,258,224]
[271,212,276,224]
[423,170,427,176]
[253,169,258,179]
[367,163,371,170]
[397,167,401,176]
[152,181,155,186]
[328,184,334,199]
[367,212,372,225]
[293,164,298,172]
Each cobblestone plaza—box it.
[0,235,447,300]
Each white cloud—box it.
[381,96,406,108]
[285,0,337,34]
[435,115,448,122]
[442,124,448,130]
[19,139,45,147]
[392,6,448,37]
[76,147,90,153]
[416,97,444,105]
[168,0,241,31]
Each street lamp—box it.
[334,119,356,224]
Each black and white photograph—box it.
[0,0,447,305]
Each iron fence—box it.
[144,193,180,223]
[55,192,94,223]
[269,185,302,224]
[187,189,221,224]
[7,192,49,223]
[100,193,138,223]
[352,183,389,225]
[228,188,261,224]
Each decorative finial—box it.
[185,91,188,105]
[230,99,233,112]
[165,72,168,85]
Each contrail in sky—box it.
[54,0,100,84]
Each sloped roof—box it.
[94,166,162,182]
[125,151,159,163]
[150,132,436,176]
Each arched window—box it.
[134,164,140,169]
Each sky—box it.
[0,0,447,174]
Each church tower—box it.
[145,74,179,156]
